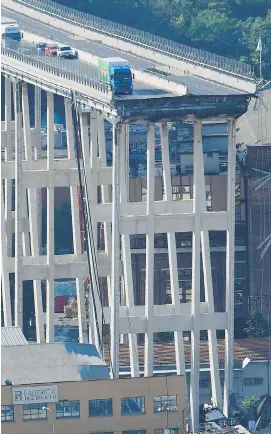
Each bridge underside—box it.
[114,94,251,123]
[1,74,250,433]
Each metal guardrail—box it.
[1,41,110,95]
[10,0,256,80]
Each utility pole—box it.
[256,38,263,79]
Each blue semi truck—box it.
[1,18,23,41]
[98,57,134,95]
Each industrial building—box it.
[1,328,186,434]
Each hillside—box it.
[55,0,271,78]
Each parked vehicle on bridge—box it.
[98,57,134,95]
[1,18,23,41]
[57,45,78,59]
[45,44,58,56]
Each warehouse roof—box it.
[104,338,271,367]
[1,327,28,346]
[2,343,109,386]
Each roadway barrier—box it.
[21,31,189,96]
[2,0,258,93]
[1,45,114,110]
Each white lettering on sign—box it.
[12,385,58,404]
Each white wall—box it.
[180,152,220,175]
[242,361,270,399]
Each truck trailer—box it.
[98,57,134,95]
[1,18,23,41]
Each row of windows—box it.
[128,231,246,250]
[1,395,177,422]
[198,377,264,389]
[141,183,241,213]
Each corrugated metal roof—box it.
[2,343,110,386]
[1,327,28,346]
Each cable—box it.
[70,92,103,353]
[70,93,113,375]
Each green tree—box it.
[242,11,271,77]
[244,313,269,338]
[240,395,258,413]
[187,10,242,56]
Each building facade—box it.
[2,376,186,434]
[236,89,271,320]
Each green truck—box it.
[98,57,134,95]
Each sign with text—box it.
[12,385,58,405]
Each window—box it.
[172,185,183,201]
[121,397,145,415]
[199,373,211,388]
[244,377,264,386]
[156,430,179,434]
[56,401,80,419]
[23,403,47,420]
[93,432,113,434]
[205,185,211,211]
[123,431,146,434]
[185,165,193,175]
[179,268,192,277]
[164,275,192,304]
[142,186,147,202]
[154,395,177,412]
[235,263,246,279]
[235,184,241,221]
[179,281,192,303]
[164,185,192,201]
[89,398,113,417]
[177,233,192,247]
[1,405,14,422]
[234,283,244,308]
[182,185,191,199]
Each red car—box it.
[45,44,58,56]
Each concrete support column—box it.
[22,83,45,342]
[190,119,202,434]
[97,115,112,308]
[46,91,55,343]
[90,112,98,250]
[14,82,23,331]
[1,185,12,326]
[111,120,120,378]
[160,122,186,384]
[4,77,12,257]
[120,123,140,377]
[144,123,155,377]
[34,86,42,252]
[224,118,236,416]
[194,118,222,409]
[65,99,88,343]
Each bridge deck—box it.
[3,7,243,97]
